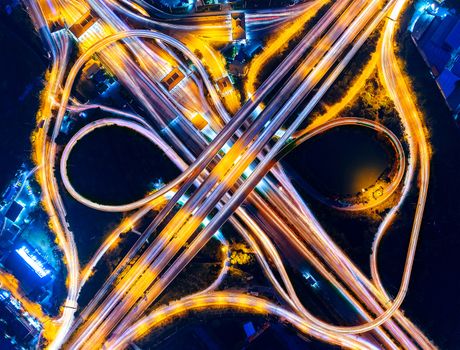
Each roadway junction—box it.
[13,0,435,348]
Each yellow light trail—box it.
[179,33,241,113]
[245,0,324,98]
[23,0,435,348]
[0,270,51,325]
[297,49,380,135]
[106,292,378,350]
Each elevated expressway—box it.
[22,0,435,348]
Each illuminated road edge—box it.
[14,0,436,348]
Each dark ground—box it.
[0,5,48,191]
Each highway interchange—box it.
[15,0,435,348]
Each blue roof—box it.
[452,59,460,77]
[420,40,451,75]
[412,12,435,41]
[430,14,457,46]
[445,19,460,50]
[2,185,16,203]
[5,201,24,222]
[411,8,460,113]
[4,242,54,293]
[417,16,442,47]
[436,69,460,98]
[243,321,256,338]
[447,88,460,111]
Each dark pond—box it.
[66,125,181,205]
[283,126,392,197]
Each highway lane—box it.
[67,17,414,350]
[58,104,178,289]
[71,151,391,347]
[65,0,380,344]
[54,0,354,215]
[26,0,432,348]
[131,0,427,340]
[256,0,429,336]
[68,13,215,159]
[64,2,366,324]
[52,29,234,211]
[25,22,81,349]
[369,0,433,347]
[57,0,359,213]
[132,0,313,21]
[108,292,379,350]
[196,234,230,295]
[130,18,410,336]
[48,4,360,304]
[286,117,406,212]
[70,2,422,348]
[25,8,178,348]
[73,127,400,349]
[107,0,315,39]
[106,119,407,349]
[245,0,325,97]
[259,6,432,344]
[86,0,228,124]
[59,118,186,207]
[68,0,406,346]
[106,0,231,32]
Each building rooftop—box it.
[68,11,98,40]
[5,201,24,223]
[0,224,20,249]
[3,243,54,296]
[452,59,460,76]
[216,76,233,95]
[445,19,460,49]
[161,68,185,91]
[231,13,246,41]
[243,321,256,338]
[412,12,435,40]
[437,68,459,97]
[0,289,41,348]
[430,14,457,45]
[411,3,460,113]
[447,85,460,112]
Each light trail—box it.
[289,117,406,212]
[245,0,325,97]
[69,2,420,348]
[60,118,185,212]
[54,0,357,215]
[138,0,425,338]
[293,49,380,137]
[368,0,434,347]
[19,0,435,348]
[66,1,389,344]
[108,292,379,350]
[26,21,81,349]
